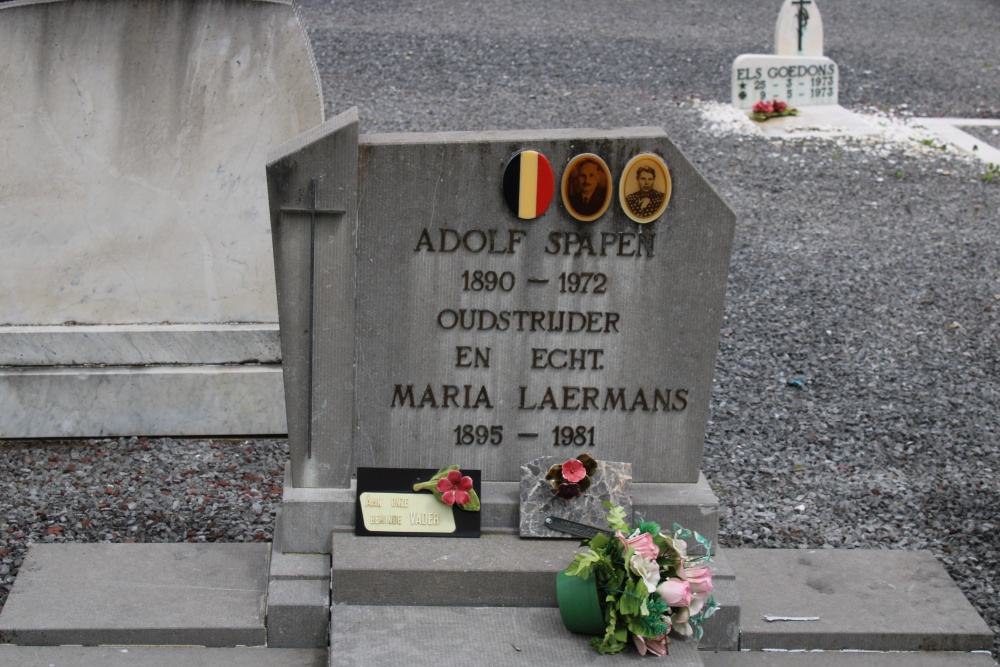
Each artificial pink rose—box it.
[436,470,473,506]
[633,632,669,657]
[753,100,774,114]
[656,578,692,608]
[680,563,713,594]
[773,100,788,113]
[561,458,586,483]
[616,530,660,561]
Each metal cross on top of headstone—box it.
[279,178,346,462]
[792,0,811,52]
[774,0,824,57]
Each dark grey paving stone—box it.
[727,549,994,652]
[0,543,270,647]
[0,646,326,667]
[330,605,705,666]
[702,651,997,667]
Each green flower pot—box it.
[556,571,605,635]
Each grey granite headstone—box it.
[267,111,735,548]
[519,456,632,539]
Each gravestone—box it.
[732,0,838,110]
[266,109,735,553]
[0,0,322,438]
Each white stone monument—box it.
[0,0,323,438]
[732,0,838,110]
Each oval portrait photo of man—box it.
[619,153,671,224]
[561,153,612,222]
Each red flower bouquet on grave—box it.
[751,99,799,121]
[558,503,719,656]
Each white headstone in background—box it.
[731,0,837,110]
[732,54,837,110]
[775,0,824,57]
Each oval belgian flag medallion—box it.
[503,150,555,220]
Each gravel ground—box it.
[2,0,998,658]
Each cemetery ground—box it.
[2,124,998,657]
[1,0,998,661]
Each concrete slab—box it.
[267,579,330,649]
[1,365,285,438]
[702,651,997,667]
[330,605,706,666]
[727,549,994,652]
[913,118,1000,164]
[0,543,270,647]
[0,646,327,667]
[752,105,880,138]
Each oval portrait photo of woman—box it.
[619,153,671,224]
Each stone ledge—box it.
[702,651,997,667]
[330,605,705,666]
[728,549,994,652]
[281,474,719,553]
[0,365,286,438]
[0,543,270,647]
[0,646,327,667]
[0,324,281,366]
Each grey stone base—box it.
[0,543,992,665]
[280,472,720,553]
[267,536,331,649]
[0,364,286,438]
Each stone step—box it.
[329,531,734,607]
[727,549,994,652]
[0,646,326,666]
[328,531,739,649]
[702,652,997,667]
[0,543,270,647]
[329,605,705,666]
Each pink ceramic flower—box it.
[753,100,774,114]
[656,578,692,608]
[616,530,660,561]
[561,458,586,483]
[773,100,788,113]
[680,563,713,595]
[436,470,473,506]
[633,632,669,657]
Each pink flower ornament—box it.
[633,632,669,657]
[753,100,775,114]
[616,529,660,561]
[436,470,473,506]
[680,563,713,595]
[656,578,692,608]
